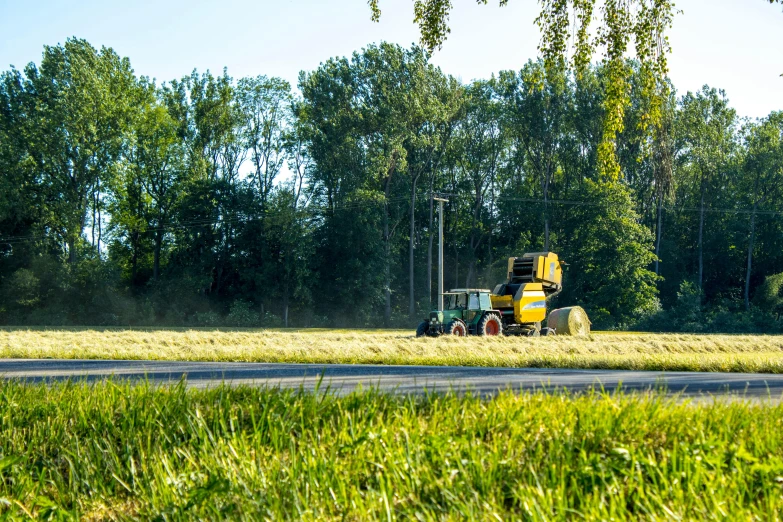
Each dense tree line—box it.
[1,38,782,330]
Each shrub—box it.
[755,272,783,319]
[260,311,282,328]
[5,268,41,309]
[673,281,704,331]
[193,311,222,327]
[227,300,260,327]
[633,280,783,334]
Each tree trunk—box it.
[465,263,475,289]
[744,204,757,311]
[486,172,496,283]
[97,200,102,254]
[131,230,139,285]
[131,186,142,285]
[215,265,223,296]
[697,190,705,290]
[383,168,394,328]
[91,194,97,248]
[543,165,551,251]
[486,224,493,284]
[408,173,420,320]
[427,185,434,310]
[283,279,290,327]
[153,229,163,282]
[466,186,484,288]
[384,206,391,327]
[454,240,459,289]
[543,210,550,252]
[654,196,663,275]
[68,236,77,264]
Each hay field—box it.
[2,328,783,373]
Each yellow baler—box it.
[490,252,563,335]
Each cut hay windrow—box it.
[1,328,783,373]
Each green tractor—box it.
[416,289,504,337]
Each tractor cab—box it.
[417,289,503,337]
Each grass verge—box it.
[0,381,781,519]
[2,328,783,373]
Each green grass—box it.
[0,382,782,520]
[2,328,783,373]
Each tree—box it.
[22,38,138,263]
[356,43,413,326]
[755,272,783,319]
[236,76,292,212]
[741,113,783,310]
[262,189,313,326]
[299,43,456,325]
[0,68,42,278]
[369,0,677,181]
[497,61,570,251]
[163,70,245,297]
[394,52,460,319]
[299,51,389,325]
[650,94,675,276]
[116,84,187,283]
[675,87,737,292]
[451,79,506,287]
[3,36,782,329]
[559,180,659,327]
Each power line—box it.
[496,196,783,216]
[1,194,781,246]
[0,195,414,245]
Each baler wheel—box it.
[445,319,467,337]
[526,323,541,337]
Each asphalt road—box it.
[0,359,782,400]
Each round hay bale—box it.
[547,306,591,336]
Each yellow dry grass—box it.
[2,327,783,373]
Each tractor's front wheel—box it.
[477,313,503,336]
[416,321,429,337]
[445,319,467,337]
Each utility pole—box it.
[433,195,448,311]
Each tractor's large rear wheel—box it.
[416,321,429,337]
[445,319,467,337]
[477,313,503,336]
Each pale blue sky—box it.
[1,0,781,119]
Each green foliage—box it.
[226,299,260,327]
[370,0,676,181]
[637,281,783,333]
[672,281,704,328]
[3,269,40,309]
[260,311,283,327]
[756,273,783,318]
[23,39,139,263]
[1,382,783,518]
[194,311,222,327]
[1,38,782,331]
[559,180,659,328]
